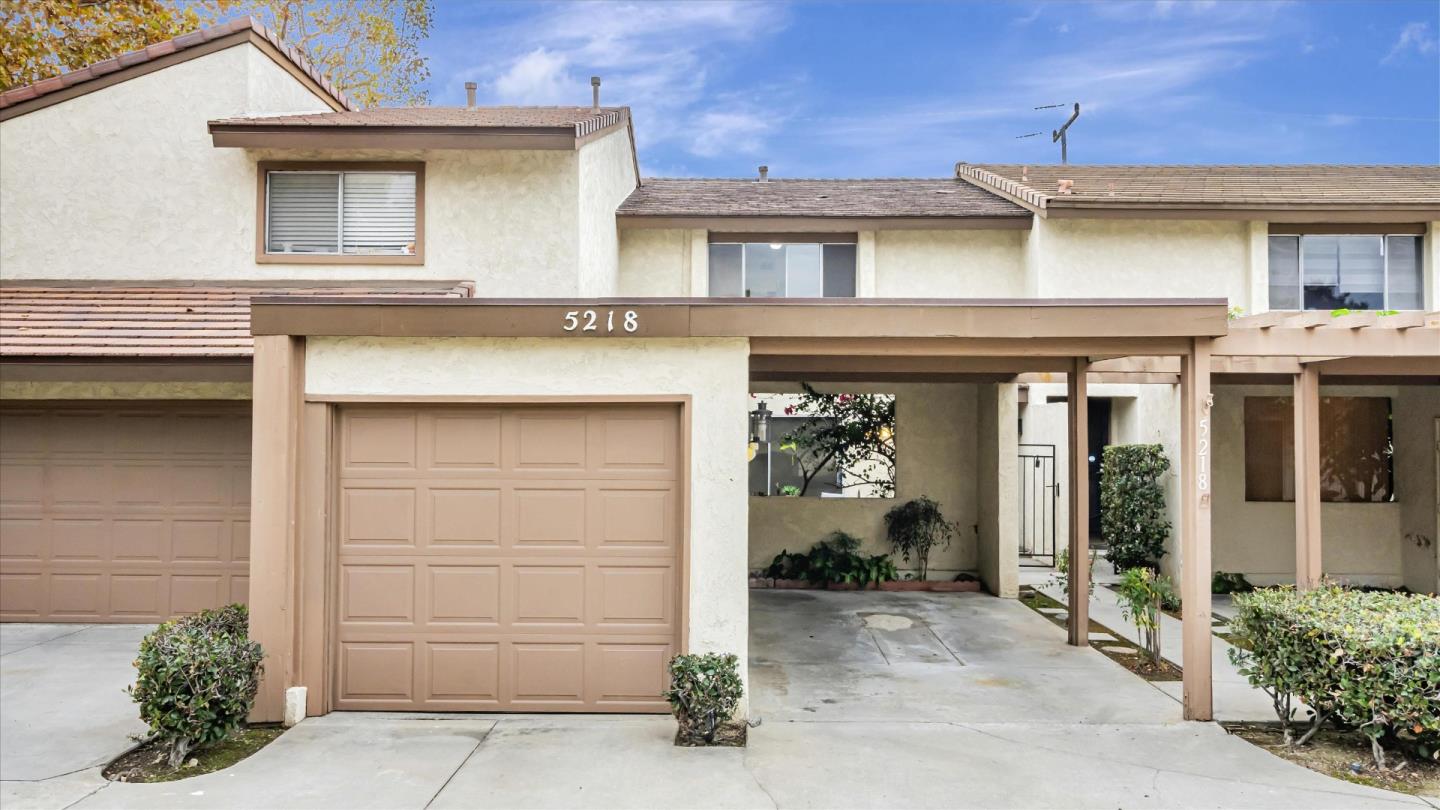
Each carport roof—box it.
[0,283,473,358]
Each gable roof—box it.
[955,164,1440,220]
[208,106,630,149]
[617,178,1030,228]
[0,16,352,122]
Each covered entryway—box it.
[0,401,251,622]
[332,403,682,712]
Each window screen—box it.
[708,240,857,297]
[266,170,417,256]
[1268,234,1424,311]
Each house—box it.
[1,19,1436,726]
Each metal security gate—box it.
[1018,443,1057,567]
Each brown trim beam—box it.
[1065,357,1089,647]
[709,232,858,244]
[618,215,1035,231]
[1293,365,1323,591]
[1269,223,1428,235]
[1180,338,1214,721]
[211,126,620,151]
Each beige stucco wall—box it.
[747,382,979,579]
[576,131,638,297]
[1395,385,1440,594]
[304,335,752,705]
[0,45,335,282]
[1026,218,1251,309]
[618,229,693,296]
[1210,384,1405,587]
[976,383,1020,596]
[873,230,1026,297]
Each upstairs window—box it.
[261,163,422,263]
[708,238,856,297]
[1268,234,1423,310]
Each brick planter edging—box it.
[749,577,983,593]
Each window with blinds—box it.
[266,170,417,256]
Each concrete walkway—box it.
[3,595,1434,809]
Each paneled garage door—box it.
[0,402,251,622]
[334,403,682,712]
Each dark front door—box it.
[1087,398,1112,543]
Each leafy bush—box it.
[1115,567,1176,665]
[664,653,744,745]
[1100,444,1172,571]
[128,604,265,769]
[762,531,896,587]
[883,496,956,580]
[1212,570,1254,594]
[1049,546,1096,600]
[1227,586,1440,766]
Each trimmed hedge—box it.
[1099,444,1171,571]
[1227,586,1440,765]
[128,604,265,769]
[664,653,743,745]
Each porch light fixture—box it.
[749,400,772,444]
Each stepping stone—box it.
[1037,608,1065,615]
[1088,632,1115,642]
[1100,645,1138,655]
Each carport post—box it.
[1180,338,1213,721]
[1293,364,1322,590]
[1065,356,1089,647]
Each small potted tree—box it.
[881,496,956,588]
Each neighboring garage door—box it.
[334,403,682,712]
[0,402,251,622]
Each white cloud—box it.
[492,49,573,104]
[1382,21,1438,64]
[689,111,772,158]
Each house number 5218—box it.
[562,309,639,333]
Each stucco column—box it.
[1245,221,1268,315]
[976,383,1020,597]
[1066,358,1089,646]
[1180,338,1214,721]
[687,229,708,295]
[1293,364,1322,590]
[856,231,877,297]
[247,335,305,722]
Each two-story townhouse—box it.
[2,19,1436,726]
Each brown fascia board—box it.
[0,30,347,123]
[616,215,1034,231]
[250,297,1228,342]
[209,120,627,151]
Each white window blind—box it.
[267,173,339,254]
[341,173,416,255]
[266,170,417,256]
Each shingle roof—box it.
[0,17,352,115]
[210,106,627,137]
[618,178,1029,219]
[956,164,1440,211]
[0,283,471,358]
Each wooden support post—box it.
[1066,356,1089,647]
[248,335,305,722]
[1180,338,1213,721]
[1293,364,1322,590]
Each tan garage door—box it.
[334,403,682,712]
[0,402,250,622]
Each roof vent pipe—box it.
[591,76,601,113]
[464,81,476,107]
[758,165,769,182]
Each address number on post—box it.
[562,309,639,333]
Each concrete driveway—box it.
[1,623,151,808]
[4,594,1434,809]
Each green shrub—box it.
[1049,546,1096,599]
[664,653,744,745]
[763,531,896,587]
[883,496,957,580]
[1115,567,1176,665]
[1227,586,1440,766]
[128,604,265,769]
[1212,570,1254,594]
[1099,444,1172,571]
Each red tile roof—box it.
[0,17,353,115]
[0,283,471,358]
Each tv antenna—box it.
[1044,103,1081,164]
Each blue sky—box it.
[421,1,1440,177]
